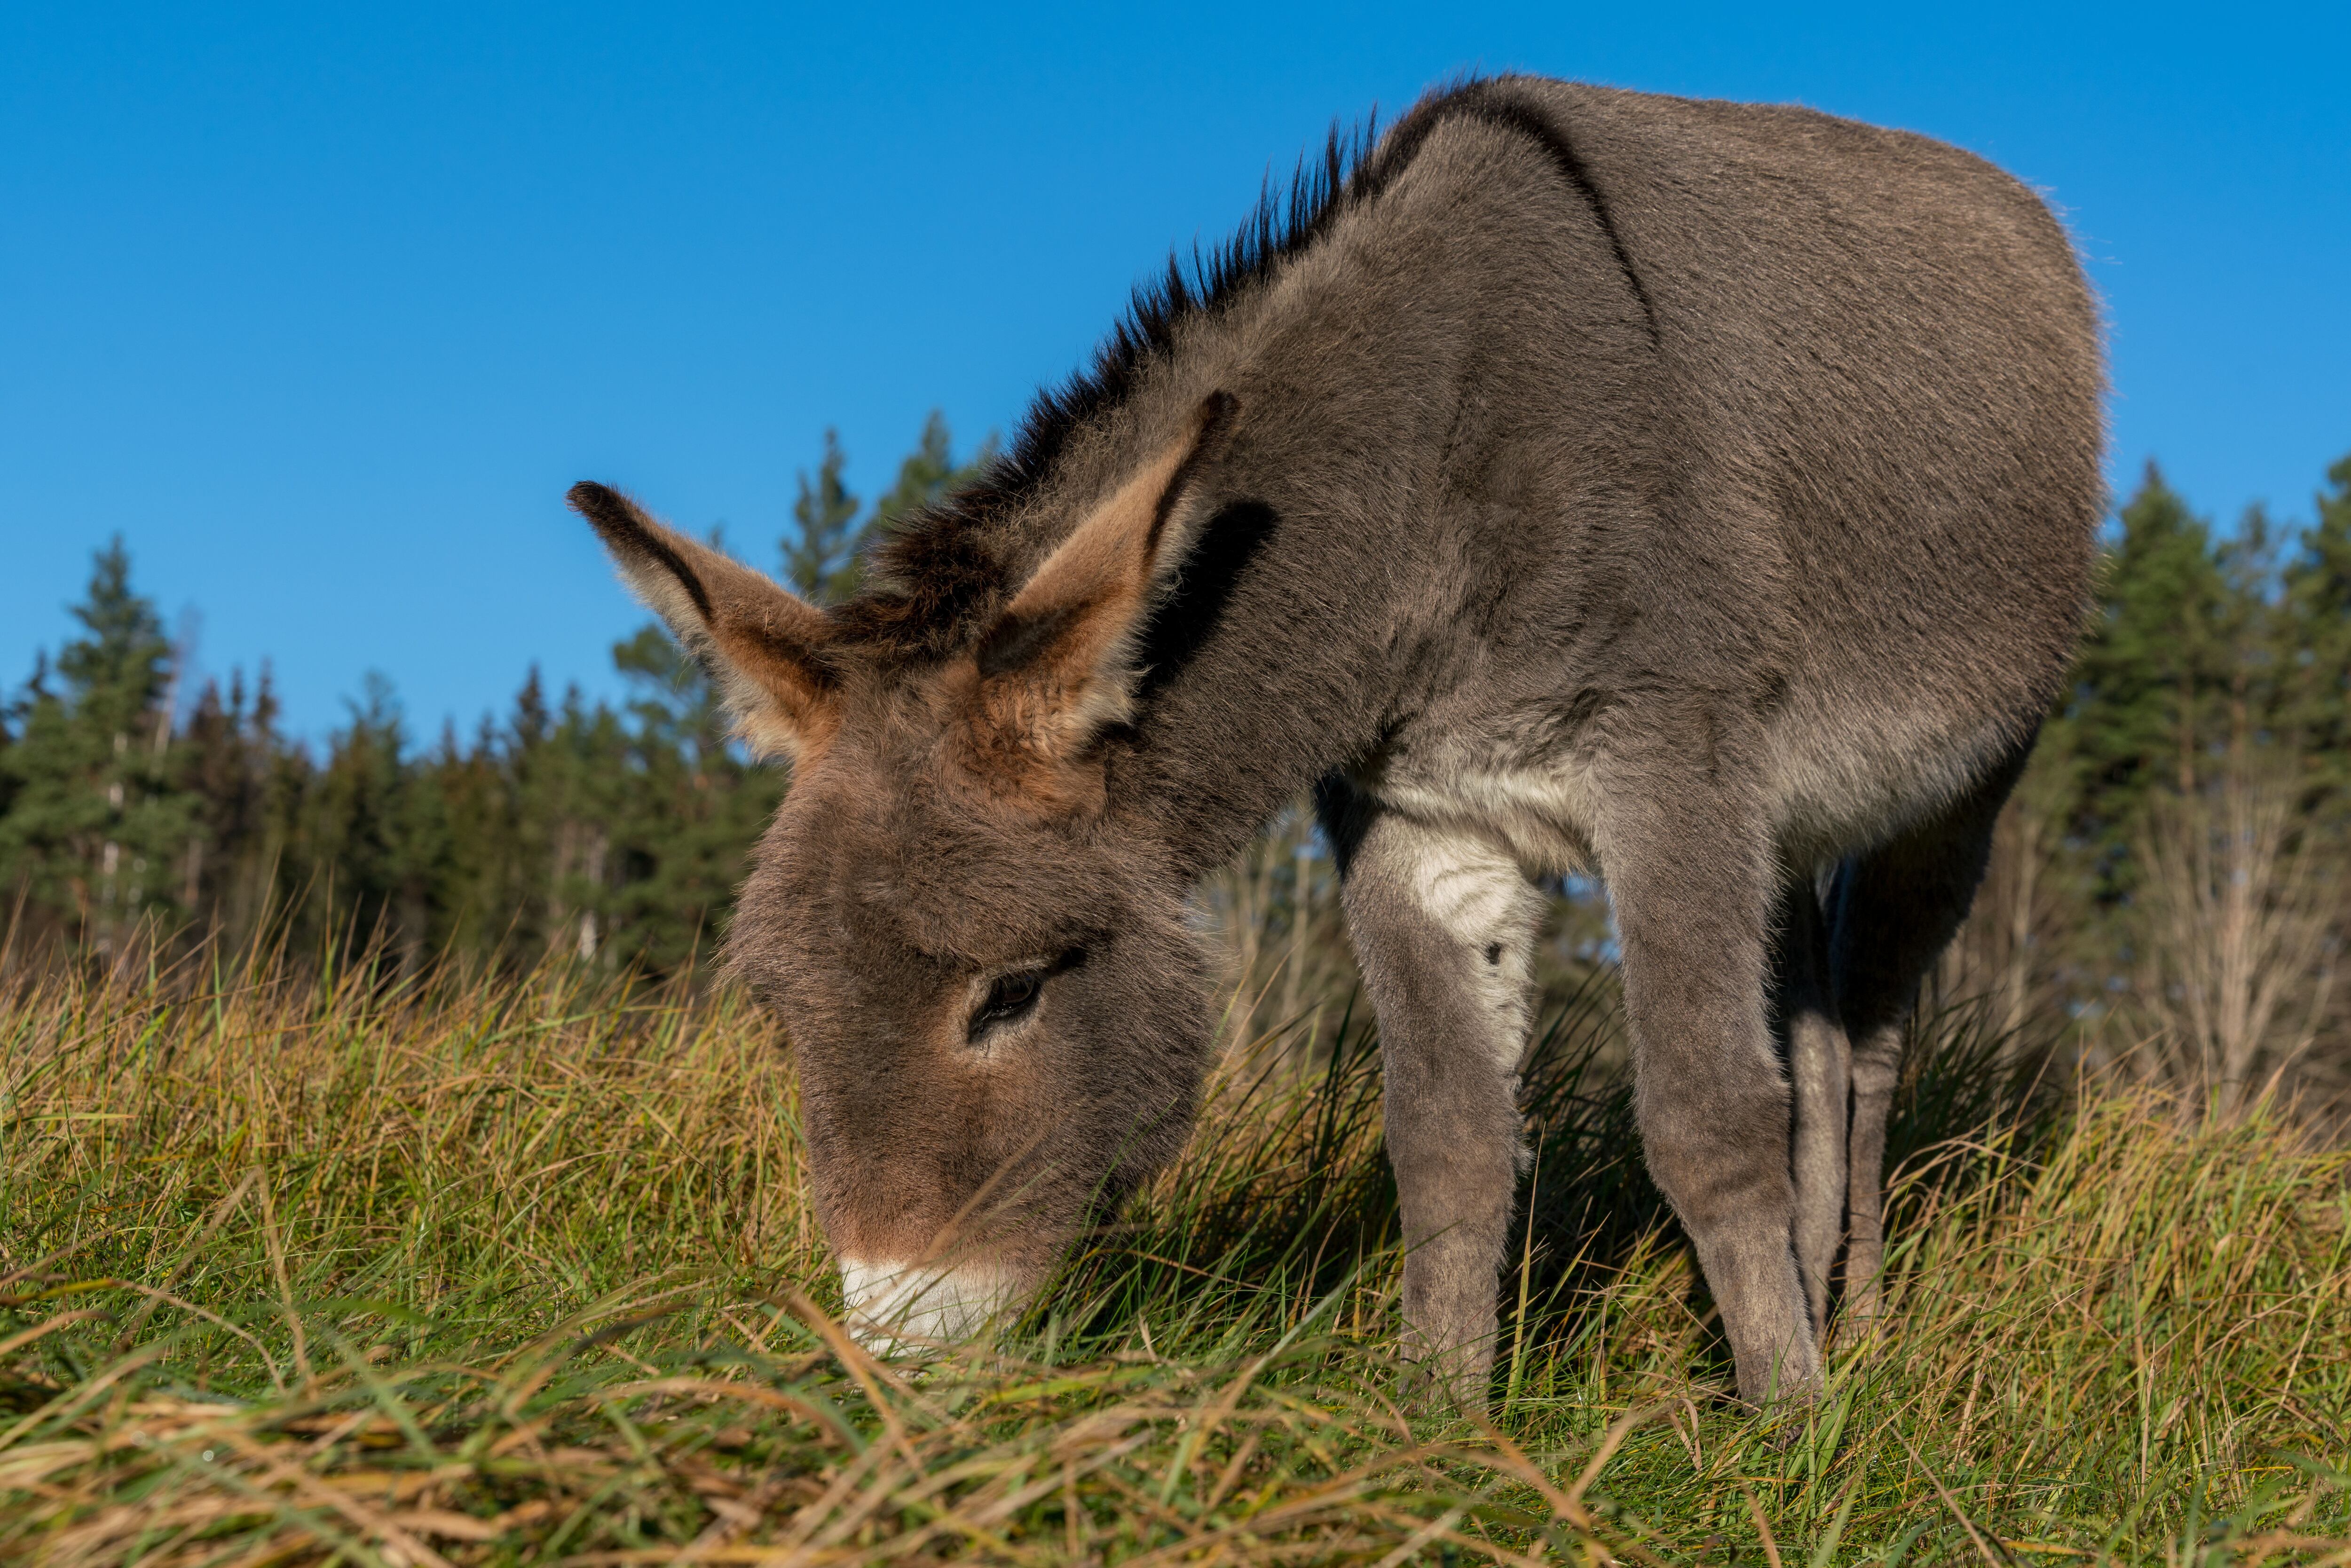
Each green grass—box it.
[1,948,2346,1565]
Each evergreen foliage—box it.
[0,539,197,952]
[782,429,862,601]
[1970,461,2351,1065]
[0,417,987,974]
[783,409,994,603]
[2284,456,2351,805]
[2064,465,2233,884]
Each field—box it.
[2,947,2347,1565]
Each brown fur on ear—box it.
[568,482,841,762]
[959,394,1235,791]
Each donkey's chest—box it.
[1353,745,1607,879]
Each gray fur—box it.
[574,76,2101,1409]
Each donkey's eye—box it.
[969,969,1047,1042]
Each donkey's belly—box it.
[1358,696,2014,882]
[1761,700,2019,867]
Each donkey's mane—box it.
[830,74,1651,661]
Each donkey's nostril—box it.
[838,1258,1013,1354]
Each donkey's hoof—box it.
[1396,1353,1494,1422]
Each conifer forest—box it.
[0,414,986,981]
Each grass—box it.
[1,946,2346,1565]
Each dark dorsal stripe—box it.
[1385,87,1661,347]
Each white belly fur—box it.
[1366,704,2012,882]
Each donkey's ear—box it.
[568,482,839,761]
[966,393,1235,775]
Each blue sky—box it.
[5,2,2346,742]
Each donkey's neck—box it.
[1026,95,1663,876]
[1106,444,1440,879]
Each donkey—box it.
[571,75,2100,1408]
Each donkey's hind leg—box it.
[1826,742,2028,1331]
[1775,874,1848,1343]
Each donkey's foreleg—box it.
[1327,801,1543,1411]
[1604,796,1819,1408]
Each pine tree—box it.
[498,664,562,957]
[2062,465,2235,906]
[0,540,197,947]
[871,410,990,529]
[604,621,782,971]
[303,673,424,961]
[2282,454,2351,812]
[781,413,995,605]
[783,431,863,602]
[177,672,262,925]
[425,712,518,957]
[0,660,22,834]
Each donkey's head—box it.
[570,395,1234,1348]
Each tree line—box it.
[4,434,2347,1098]
[1952,456,2351,1107]
[0,413,983,976]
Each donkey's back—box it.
[1576,80,2098,692]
